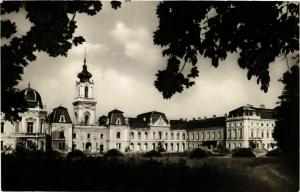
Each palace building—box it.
[0,57,277,153]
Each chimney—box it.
[213,115,216,119]
[125,117,129,125]
[260,104,265,109]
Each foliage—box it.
[154,2,299,98]
[189,148,209,158]
[266,148,283,157]
[1,1,121,122]
[103,148,124,157]
[66,149,86,161]
[156,142,166,152]
[143,150,163,157]
[232,148,256,158]
[2,151,279,191]
[273,65,299,163]
[1,144,14,154]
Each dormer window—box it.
[116,118,121,125]
[59,115,65,122]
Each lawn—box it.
[1,151,298,191]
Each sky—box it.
[4,2,291,121]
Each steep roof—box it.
[187,117,226,130]
[170,120,188,130]
[253,107,274,119]
[48,106,72,124]
[229,105,274,119]
[137,111,169,125]
[107,109,126,125]
[128,118,148,128]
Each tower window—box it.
[85,114,90,125]
[73,133,76,138]
[85,86,88,98]
[1,122,4,133]
[116,132,121,139]
[116,118,121,125]
[59,131,65,139]
[27,122,33,133]
[59,115,65,122]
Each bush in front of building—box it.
[189,148,209,158]
[143,150,163,157]
[66,149,87,161]
[103,149,125,157]
[232,148,256,158]
[266,148,283,157]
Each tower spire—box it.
[84,47,86,66]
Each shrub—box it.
[266,148,283,157]
[66,150,86,160]
[189,148,208,158]
[103,149,124,157]
[143,150,163,157]
[232,148,256,158]
[253,148,267,154]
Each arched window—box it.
[201,132,204,140]
[170,133,174,140]
[197,133,200,140]
[116,118,121,125]
[191,133,194,140]
[182,133,185,140]
[59,115,65,122]
[239,129,243,139]
[116,132,121,139]
[85,114,89,125]
[176,133,180,140]
[75,112,78,121]
[130,132,134,139]
[138,132,141,140]
[145,132,148,139]
[165,132,168,140]
[59,131,64,139]
[228,130,231,139]
[85,86,89,98]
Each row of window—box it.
[129,131,185,140]
[188,131,222,140]
[1,122,45,134]
[227,129,243,139]
[72,133,104,139]
[129,142,186,151]
[73,142,104,152]
[250,130,272,139]
[228,122,274,127]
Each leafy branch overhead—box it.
[154,2,299,99]
[1,1,121,122]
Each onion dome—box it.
[77,53,92,82]
[21,83,43,109]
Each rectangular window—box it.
[60,131,65,139]
[15,122,19,133]
[159,132,162,140]
[73,133,76,138]
[100,134,104,139]
[27,122,33,133]
[87,134,90,139]
[1,122,4,133]
[62,142,65,150]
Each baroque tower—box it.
[72,52,97,125]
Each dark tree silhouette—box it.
[1,1,120,122]
[154,2,299,99]
[273,65,299,165]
